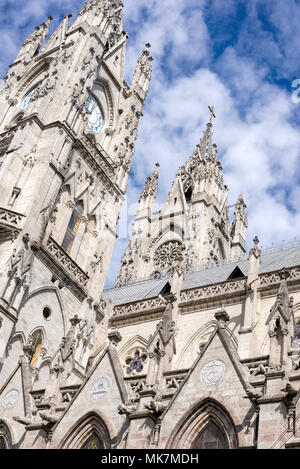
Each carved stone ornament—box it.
[200,360,226,385]
[2,389,19,409]
[89,376,111,401]
[153,241,183,271]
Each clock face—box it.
[86,95,103,133]
[21,88,36,109]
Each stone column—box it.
[238,236,261,359]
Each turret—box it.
[115,106,248,286]
[230,192,248,258]
[0,0,152,397]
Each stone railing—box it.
[0,207,25,230]
[125,369,189,396]
[81,134,115,179]
[259,267,300,288]
[113,296,166,318]
[180,278,246,304]
[46,237,89,287]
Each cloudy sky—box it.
[1,0,300,287]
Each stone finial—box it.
[278,268,290,281]
[69,315,80,327]
[138,163,160,203]
[108,328,122,346]
[249,236,261,259]
[215,305,230,324]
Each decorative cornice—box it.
[0,207,25,231]
[180,278,246,306]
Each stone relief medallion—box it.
[2,389,19,409]
[89,377,111,401]
[200,360,226,385]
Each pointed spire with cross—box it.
[208,105,216,124]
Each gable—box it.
[159,328,256,448]
[50,346,128,448]
[227,266,245,280]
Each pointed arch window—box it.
[184,187,193,203]
[62,201,83,255]
[81,433,103,449]
[30,331,43,367]
[21,88,37,109]
[192,421,228,449]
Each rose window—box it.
[125,349,147,375]
[153,241,183,271]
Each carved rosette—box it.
[153,241,184,273]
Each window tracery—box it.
[191,421,228,449]
[81,433,103,449]
[124,348,148,375]
[153,241,183,272]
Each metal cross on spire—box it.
[208,105,216,123]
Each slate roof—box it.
[103,245,300,306]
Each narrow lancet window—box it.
[61,201,83,255]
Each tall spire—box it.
[230,192,248,256]
[138,163,160,204]
[131,43,153,95]
[197,105,216,161]
[72,0,125,47]
[15,16,53,65]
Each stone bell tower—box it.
[0,0,152,390]
[115,106,248,286]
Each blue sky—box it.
[1,0,300,287]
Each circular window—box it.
[86,95,103,133]
[43,307,51,320]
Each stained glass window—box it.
[30,332,43,367]
[82,433,103,449]
[21,88,36,109]
[86,95,103,133]
[192,422,228,449]
[125,350,147,374]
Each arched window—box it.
[167,398,238,449]
[81,433,103,449]
[191,421,228,449]
[184,187,193,203]
[30,331,43,367]
[60,412,111,449]
[21,88,37,109]
[62,201,83,255]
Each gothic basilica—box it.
[1,0,300,450]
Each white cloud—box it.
[0,0,300,286]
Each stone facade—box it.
[1,0,300,450]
